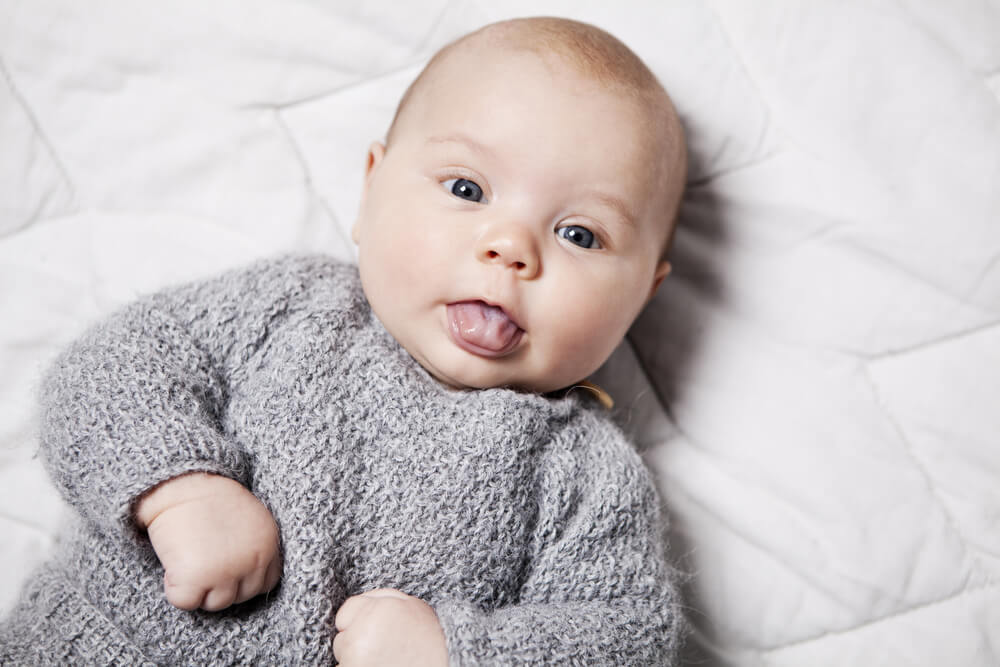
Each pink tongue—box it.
[449,302,520,352]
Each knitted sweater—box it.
[0,255,683,665]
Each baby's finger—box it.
[234,572,265,606]
[234,556,281,605]
[163,573,207,611]
[264,555,282,592]
[202,582,239,611]
[334,594,370,632]
[332,626,351,664]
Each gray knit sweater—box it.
[0,255,682,665]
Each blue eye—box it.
[557,225,600,249]
[443,178,485,203]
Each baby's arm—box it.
[328,417,682,666]
[430,418,684,665]
[38,257,341,609]
[134,472,281,611]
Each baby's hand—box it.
[135,472,282,611]
[334,588,448,666]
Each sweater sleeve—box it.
[432,415,686,665]
[37,254,347,533]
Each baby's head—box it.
[352,17,686,393]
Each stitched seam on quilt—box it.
[867,320,1000,362]
[987,72,1000,107]
[761,582,999,653]
[271,109,352,255]
[0,54,77,208]
[698,0,783,177]
[660,459,878,615]
[862,361,990,577]
[268,60,422,112]
[0,505,56,535]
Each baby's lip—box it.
[477,298,523,330]
[446,300,525,358]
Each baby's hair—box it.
[386,16,686,259]
[485,17,664,101]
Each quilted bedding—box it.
[1,1,997,664]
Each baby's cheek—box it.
[543,308,607,380]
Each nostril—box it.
[486,250,499,259]
[514,261,526,270]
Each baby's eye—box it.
[556,225,601,249]
[442,178,486,203]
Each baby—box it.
[0,16,687,666]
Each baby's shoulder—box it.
[558,401,636,457]
[158,252,359,304]
[247,252,360,291]
[218,253,365,312]
[530,401,660,532]
[549,401,653,492]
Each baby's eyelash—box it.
[438,169,490,203]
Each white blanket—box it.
[2,1,997,664]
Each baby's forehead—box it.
[414,46,671,167]
[390,19,686,238]
[416,39,673,139]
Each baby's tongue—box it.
[448,301,520,353]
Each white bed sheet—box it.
[2,1,998,664]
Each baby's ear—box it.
[353,142,387,243]
[647,260,671,302]
[365,142,386,182]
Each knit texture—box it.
[0,255,683,665]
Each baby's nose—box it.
[476,227,540,279]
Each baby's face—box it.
[353,45,675,393]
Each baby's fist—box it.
[136,472,282,611]
[334,588,447,667]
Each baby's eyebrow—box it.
[426,133,497,159]
[588,191,637,229]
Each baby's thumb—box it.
[335,593,372,631]
[335,588,411,631]
[359,587,410,601]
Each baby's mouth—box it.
[446,301,524,358]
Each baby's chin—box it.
[415,350,586,396]
[420,360,536,394]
